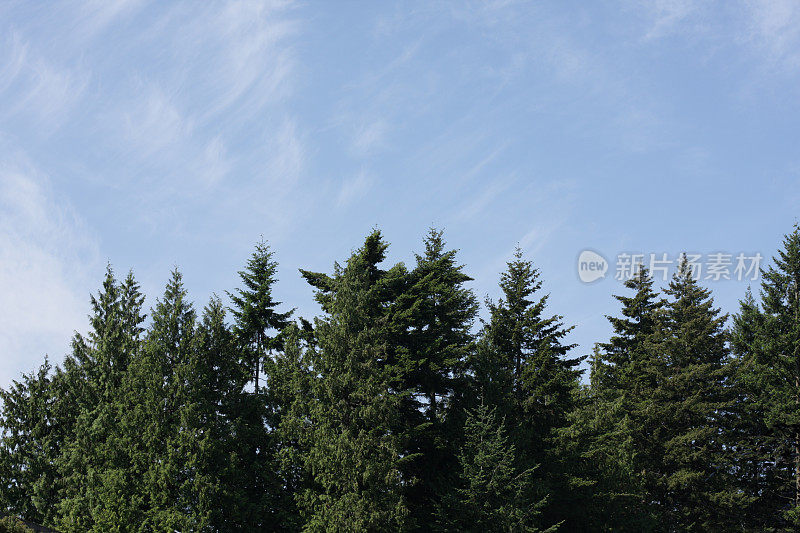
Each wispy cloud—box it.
[337,169,373,208]
[640,0,698,40]
[0,153,101,382]
[743,0,800,72]
[122,83,194,157]
[0,33,88,132]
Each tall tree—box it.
[228,241,294,528]
[481,248,582,528]
[650,256,734,530]
[390,229,479,528]
[0,359,60,527]
[560,266,664,531]
[55,267,146,532]
[175,296,249,531]
[438,402,546,532]
[730,225,800,525]
[728,289,781,530]
[228,240,293,393]
[298,231,408,531]
[269,322,315,532]
[122,269,197,531]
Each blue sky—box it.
[1,0,799,387]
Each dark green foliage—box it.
[0,517,32,533]
[0,360,61,528]
[728,225,800,527]
[479,248,581,530]
[229,241,295,530]
[297,231,408,531]
[571,267,670,530]
[228,239,293,392]
[438,402,547,533]
[4,226,800,531]
[55,267,147,532]
[653,256,735,530]
[389,229,479,528]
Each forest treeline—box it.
[2,226,800,532]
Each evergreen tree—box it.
[730,225,800,525]
[0,359,60,527]
[0,517,33,533]
[269,322,315,532]
[728,289,780,530]
[176,296,248,531]
[56,267,146,532]
[566,266,665,531]
[228,241,294,528]
[481,248,581,528]
[228,240,293,393]
[122,269,197,531]
[390,229,478,528]
[438,402,546,533]
[298,231,408,531]
[650,256,734,530]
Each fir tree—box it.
[228,241,294,528]
[176,296,247,531]
[228,240,293,393]
[438,402,546,533]
[651,255,734,530]
[730,225,800,525]
[123,269,197,531]
[0,359,60,527]
[55,267,146,532]
[298,231,408,531]
[481,248,581,528]
[390,229,478,528]
[727,289,780,530]
[566,266,665,530]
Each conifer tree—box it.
[730,225,800,525]
[390,229,478,528]
[728,289,780,530]
[0,359,60,527]
[269,322,315,532]
[298,231,408,531]
[438,402,546,533]
[228,241,294,528]
[122,269,197,531]
[561,266,664,530]
[229,240,293,392]
[651,256,734,530]
[481,248,581,528]
[176,296,247,531]
[55,267,146,532]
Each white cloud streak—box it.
[0,155,101,385]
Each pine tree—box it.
[228,240,293,393]
[55,267,146,532]
[565,266,665,530]
[228,241,294,528]
[390,229,479,528]
[481,248,581,528]
[0,359,60,527]
[298,231,408,531]
[170,296,246,531]
[649,256,734,530]
[438,402,546,533]
[268,322,314,532]
[728,289,780,529]
[122,269,197,531]
[729,225,800,525]
[0,517,33,533]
